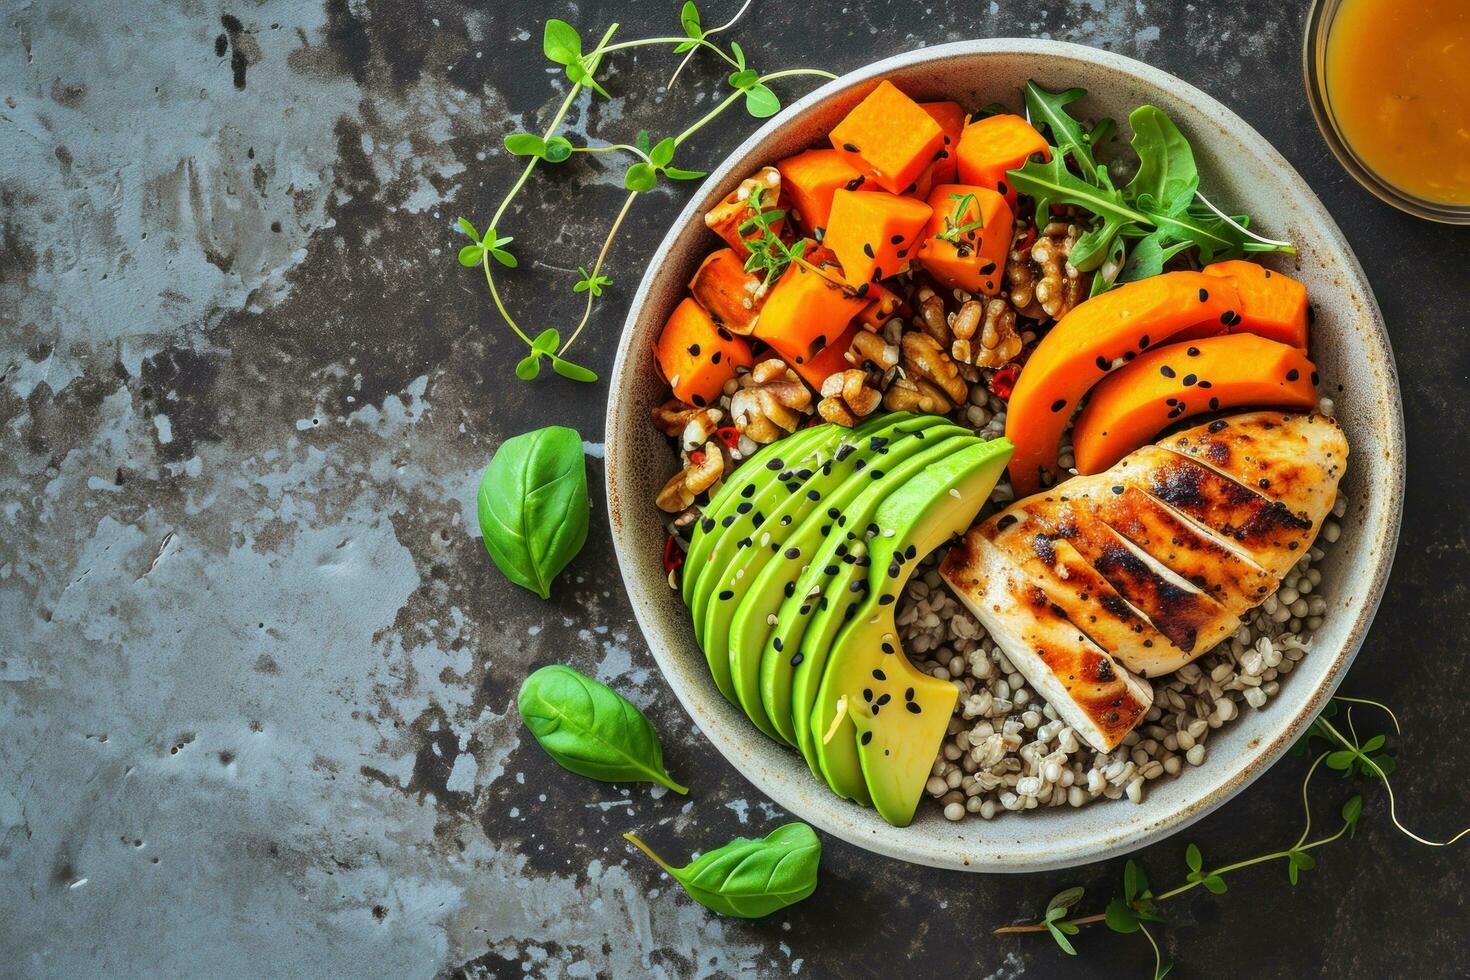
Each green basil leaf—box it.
[663,166,707,181]
[550,355,599,383]
[1105,898,1140,934]
[543,19,582,66]
[519,664,686,791]
[625,162,659,192]
[456,216,479,240]
[477,426,589,598]
[1124,105,1199,216]
[744,83,781,118]
[515,352,542,380]
[650,136,676,167]
[680,0,702,39]
[1023,81,1098,180]
[542,135,573,163]
[505,132,547,157]
[626,823,820,917]
[457,243,485,268]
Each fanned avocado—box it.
[811,438,1013,822]
[686,425,846,700]
[696,417,896,721]
[682,425,831,608]
[727,414,943,741]
[787,428,981,780]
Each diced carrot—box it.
[775,149,874,236]
[654,297,754,407]
[857,280,909,329]
[955,114,1050,211]
[829,80,945,195]
[1072,334,1319,473]
[915,183,1012,296]
[1202,261,1310,348]
[823,189,933,286]
[754,254,868,371]
[1004,271,1242,495]
[688,248,766,335]
[792,321,862,389]
[705,167,785,254]
[919,101,965,184]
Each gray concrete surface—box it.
[2,1,1467,977]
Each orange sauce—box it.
[1324,0,1470,204]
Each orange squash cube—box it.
[829,80,945,195]
[654,298,754,407]
[857,280,909,329]
[791,322,862,389]
[916,184,1012,297]
[919,101,966,184]
[955,114,1050,211]
[754,258,868,371]
[688,248,765,335]
[1202,260,1310,348]
[776,149,875,236]
[704,167,785,255]
[823,189,934,286]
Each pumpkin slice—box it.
[956,113,1049,211]
[776,149,872,237]
[829,80,945,195]
[857,280,908,329]
[654,298,754,407]
[689,248,766,335]
[1072,334,1319,474]
[823,189,933,286]
[919,101,965,184]
[1204,261,1310,348]
[915,183,1012,297]
[753,251,868,372]
[704,167,785,255]
[1004,271,1242,495]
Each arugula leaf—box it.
[1023,81,1098,179]
[1124,105,1199,216]
[1118,229,1193,283]
[1006,156,1145,232]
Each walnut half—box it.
[951,298,1021,368]
[899,332,968,406]
[656,440,724,512]
[729,358,812,443]
[818,369,881,426]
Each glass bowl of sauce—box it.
[1305,0,1470,223]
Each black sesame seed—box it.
[1198,380,1212,389]
[784,581,796,598]
[878,594,895,605]
[807,489,821,501]
[737,501,752,514]
[824,564,838,576]
[836,444,855,462]
[1182,373,1197,387]
[1259,478,1271,489]
[772,637,783,652]
[741,483,756,498]
[721,515,736,528]
[869,469,884,479]
[1123,351,1136,362]
[1199,288,1209,302]
[1285,368,1300,381]
[881,642,894,654]
[767,459,784,471]
[980,261,997,275]
[1160,365,1176,379]
[873,668,887,680]
[718,326,735,341]
[688,343,701,357]
[1209,397,1220,410]
[753,512,765,527]
[845,175,865,191]
[862,688,874,703]
[711,350,723,365]
[906,702,921,714]
[701,517,715,533]
[890,234,904,245]
[1208,420,1228,433]
[875,693,891,706]
[904,544,916,559]
[799,603,811,615]
[1112,485,1124,495]
[1187,346,1201,357]
[1220,310,1234,325]
[855,282,870,298]
[1096,355,1110,371]
[862,242,875,258]
[854,459,866,471]
[790,652,804,666]
[1310,371,1320,385]
[819,525,830,536]
[1050,399,1067,413]
[860,731,873,745]
[692,393,707,407]
[781,515,793,526]
[785,547,801,559]
[1288,540,1299,550]
[1139,334,1150,349]
[996,180,1008,195]
[718,589,734,601]
[997,514,1017,530]
[842,142,860,153]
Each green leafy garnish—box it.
[518,664,687,792]
[574,266,612,296]
[477,426,589,598]
[624,823,820,917]
[937,191,985,244]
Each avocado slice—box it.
[787,427,981,777]
[683,424,832,609]
[727,414,944,741]
[811,438,1014,823]
[696,416,896,713]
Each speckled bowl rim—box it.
[606,39,1404,872]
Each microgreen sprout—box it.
[936,192,985,244]
[457,3,835,383]
[995,694,1468,976]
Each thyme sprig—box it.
[936,191,985,244]
[458,2,836,382]
[996,695,1468,976]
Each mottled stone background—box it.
[2,0,1467,977]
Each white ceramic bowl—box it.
[605,40,1404,871]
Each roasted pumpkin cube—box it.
[916,183,1012,297]
[823,189,933,286]
[655,297,754,407]
[791,321,862,389]
[857,280,908,329]
[828,80,945,195]
[955,113,1049,211]
[688,248,766,335]
[776,149,874,237]
[1203,260,1310,348]
[754,256,868,371]
[919,101,966,184]
[704,167,785,255]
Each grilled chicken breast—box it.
[941,412,1347,751]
